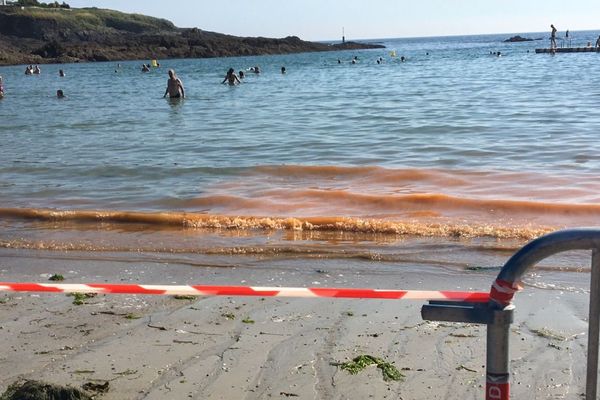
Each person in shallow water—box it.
[222,68,241,85]
[163,69,185,99]
[0,75,4,99]
[56,89,65,98]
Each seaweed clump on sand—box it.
[336,355,404,382]
[0,380,91,400]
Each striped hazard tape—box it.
[0,282,490,302]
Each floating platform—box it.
[536,47,600,54]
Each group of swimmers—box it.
[220,65,286,86]
[24,65,41,75]
[162,64,289,97]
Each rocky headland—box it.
[0,6,384,65]
[503,35,536,42]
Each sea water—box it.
[1,32,600,284]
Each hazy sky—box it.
[68,0,599,41]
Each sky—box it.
[68,0,600,41]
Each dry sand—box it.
[0,247,591,399]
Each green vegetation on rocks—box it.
[0,5,384,65]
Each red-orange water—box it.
[2,166,599,241]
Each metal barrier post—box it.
[422,229,600,400]
[486,307,512,400]
[586,249,600,399]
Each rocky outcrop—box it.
[503,35,534,42]
[0,6,384,65]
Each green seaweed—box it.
[173,295,197,300]
[221,313,235,320]
[338,355,404,382]
[0,379,91,400]
[48,274,65,281]
[531,327,567,341]
[242,317,255,324]
[67,292,96,305]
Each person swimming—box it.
[239,70,245,79]
[25,65,33,75]
[163,69,185,99]
[222,68,241,85]
[56,89,65,98]
[281,66,286,74]
[142,64,150,72]
[33,65,41,74]
[59,69,65,77]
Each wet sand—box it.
[0,247,590,399]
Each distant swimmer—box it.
[142,64,150,72]
[33,65,41,75]
[281,66,286,74]
[551,24,558,49]
[337,59,341,64]
[596,35,600,48]
[59,69,65,77]
[163,69,185,99]
[400,56,405,62]
[25,65,33,75]
[56,89,65,98]
[253,66,260,74]
[239,70,245,79]
[222,68,241,85]
[0,75,4,99]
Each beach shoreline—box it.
[0,247,590,399]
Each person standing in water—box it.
[550,24,557,49]
[163,69,185,99]
[0,75,4,99]
[222,68,241,85]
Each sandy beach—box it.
[0,246,591,399]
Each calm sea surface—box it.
[1,32,600,268]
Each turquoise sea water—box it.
[1,31,600,248]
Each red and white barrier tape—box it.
[0,282,490,302]
[489,279,522,306]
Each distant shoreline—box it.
[0,6,384,66]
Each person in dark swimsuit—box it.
[163,69,185,99]
[222,68,241,85]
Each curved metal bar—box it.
[497,228,600,283]
[490,228,600,400]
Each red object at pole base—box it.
[486,382,509,400]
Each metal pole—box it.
[586,249,600,399]
[486,308,512,400]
